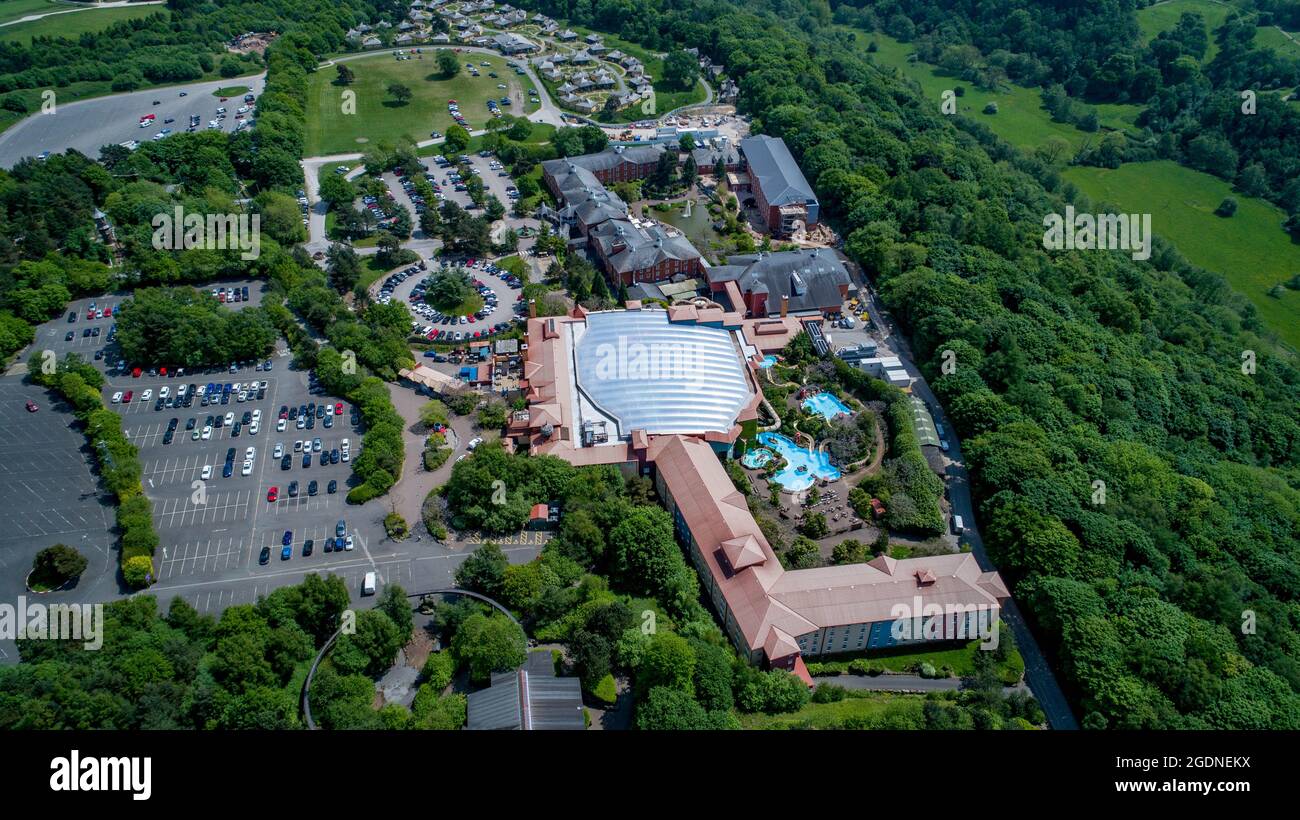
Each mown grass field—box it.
[1063,160,1300,350]
[862,31,1142,152]
[0,3,163,43]
[1252,24,1300,59]
[1136,0,1234,62]
[0,0,75,25]
[305,52,536,155]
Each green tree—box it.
[436,50,461,79]
[451,612,526,682]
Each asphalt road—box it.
[0,73,267,169]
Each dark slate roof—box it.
[692,144,739,169]
[590,218,701,274]
[467,671,523,730]
[739,135,817,207]
[555,145,664,174]
[466,671,586,731]
[466,652,585,730]
[727,249,849,313]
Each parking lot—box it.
[376,257,526,347]
[1,279,549,638]
[0,74,267,169]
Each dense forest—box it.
[512,0,1300,728]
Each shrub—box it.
[421,651,456,691]
[122,555,155,588]
[591,672,618,705]
[30,544,87,589]
[1215,197,1238,217]
[812,683,848,703]
[384,513,409,539]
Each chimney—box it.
[528,298,537,318]
[780,294,789,318]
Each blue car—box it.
[302,452,311,468]
[282,530,292,546]
[222,462,233,478]
[281,545,292,561]
[335,537,346,551]
[336,519,346,537]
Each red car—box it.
[122,390,133,403]
[25,400,38,412]
[267,486,278,502]
[132,367,142,378]
[335,402,343,414]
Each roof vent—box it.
[914,569,937,587]
[540,422,554,438]
[790,270,806,296]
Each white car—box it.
[159,386,170,399]
[111,391,123,404]
[196,385,207,397]
[201,464,213,480]
[241,460,252,476]
[296,416,306,429]
[259,380,268,390]
[141,389,153,401]
[251,409,262,421]
[202,425,212,440]
[467,437,483,451]
[294,440,303,452]
[245,446,256,460]
[277,418,287,432]
[344,535,355,551]
[325,405,334,416]
[249,421,259,435]
[192,428,201,441]
[224,412,234,426]
[274,442,284,458]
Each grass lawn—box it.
[1136,0,1233,62]
[0,0,81,25]
[807,638,1025,684]
[306,53,535,155]
[862,31,1142,152]
[0,3,164,43]
[1063,160,1300,350]
[212,84,251,98]
[1252,24,1300,60]
[738,692,926,729]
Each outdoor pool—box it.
[803,392,853,420]
[758,355,778,369]
[757,432,841,492]
[741,448,775,469]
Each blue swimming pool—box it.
[802,392,852,420]
[758,355,778,369]
[758,432,841,492]
[741,447,775,469]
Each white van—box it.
[952,515,965,535]
[362,572,377,596]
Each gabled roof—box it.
[739,134,817,207]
